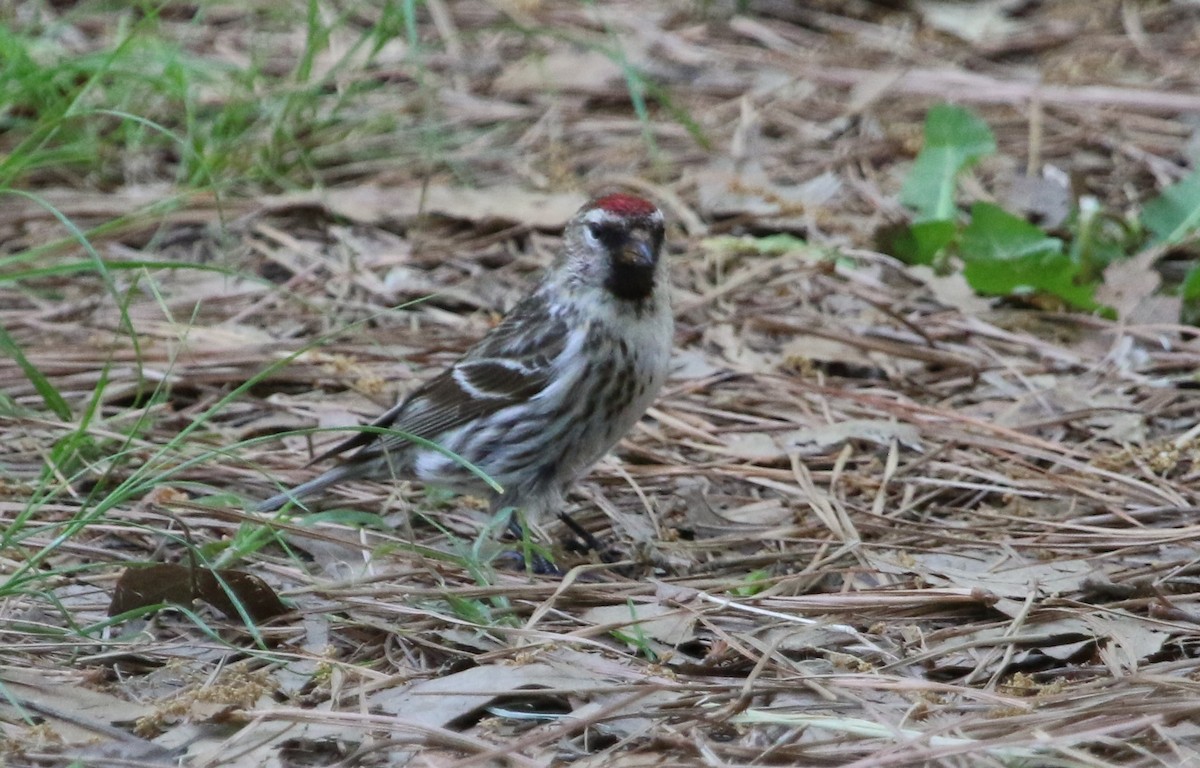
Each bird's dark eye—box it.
[587,222,624,249]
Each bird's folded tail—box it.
[255,462,364,513]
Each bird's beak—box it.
[620,236,656,269]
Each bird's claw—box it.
[495,549,563,576]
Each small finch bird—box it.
[257,193,673,543]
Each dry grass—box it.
[4,2,1200,766]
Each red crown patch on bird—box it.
[591,193,658,217]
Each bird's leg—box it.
[558,511,620,564]
[557,511,601,552]
[504,515,527,542]
[500,512,561,576]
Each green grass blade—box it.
[0,324,71,421]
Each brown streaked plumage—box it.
[257,193,673,536]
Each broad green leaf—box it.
[1142,169,1200,246]
[960,203,1096,310]
[1182,263,1200,302]
[901,104,997,222]
[889,219,958,265]
[1180,263,1200,326]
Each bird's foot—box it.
[495,549,563,576]
[499,516,562,576]
[558,512,623,564]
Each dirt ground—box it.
[4,1,1200,766]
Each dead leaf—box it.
[693,164,842,224]
[752,625,862,655]
[926,618,1094,676]
[0,669,157,744]
[721,432,784,461]
[993,377,1146,443]
[1096,247,1180,324]
[910,265,993,316]
[1003,167,1072,229]
[110,563,290,623]
[1089,614,1168,674]
[568,689,687,743]
[679,481,793,535]
[869,550,1097,600]
[494,48,624,95]
[706,499,792,528]
[582,602,696,646]
[669,347,724,380]
[691,94,841,226]
[915,0,1022,45]
[781,335,878,369]
[704,322,776,372]
[366,661,610,728]
[786,419,923,454]
[267,185,589,229]
[177,719,303,768]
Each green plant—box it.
[730,568,771,597]
[887,104,1200,320]
[609,599,658,661]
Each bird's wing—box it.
[310,298,570,464]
